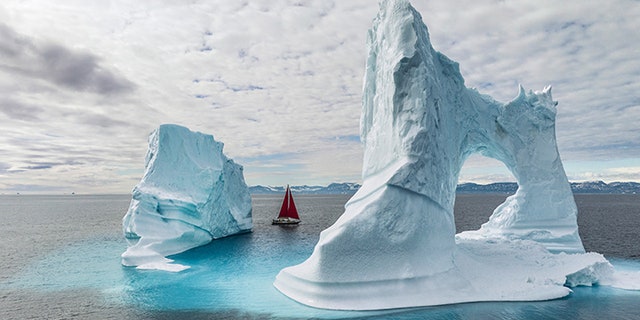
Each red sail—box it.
[278,186,290,218]
[286,187,300,220]
[277,185,300,220]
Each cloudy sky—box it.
[1,0,638,194]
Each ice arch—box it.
[275,0,587,310]
[458,85,582,253]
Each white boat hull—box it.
[272,217,300,225]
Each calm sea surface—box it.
[0,193,639,319]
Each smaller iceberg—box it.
[121,124,252,272]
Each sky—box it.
[0,0,639,194]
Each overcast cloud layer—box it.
[1,0,638,194]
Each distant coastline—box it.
[250,181,640,195]
[249,183,361,195]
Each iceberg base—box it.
[275,236,618,311]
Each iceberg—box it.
[121,124,252,272]
[274,0,638,310]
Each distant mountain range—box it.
[249,183,361,195]
[250,181,640,195]
[457,181,640,194]
[569,181,640,194]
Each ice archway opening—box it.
[454,155,515,232]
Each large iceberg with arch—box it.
[274,0,639,310]
[121,124,252,272]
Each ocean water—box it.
[0,193,639,319]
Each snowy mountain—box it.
[456,181,640,194]
[456,182,519,193]
[249,183,361,195]
[570,181,640,194]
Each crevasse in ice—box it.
[273,0,638,310]
[121,124,252,272]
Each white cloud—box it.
[568,166,640,183]
[0,0,638,193]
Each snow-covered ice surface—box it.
[276,235,640,311]
[121,124,252,271]
[274,0,639,310]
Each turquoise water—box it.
[1,194,639,319]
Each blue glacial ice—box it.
[274,0,640,310]
[121,124,252,272]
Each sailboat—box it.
[272,185,300,225]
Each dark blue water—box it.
[0,194,639,319]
